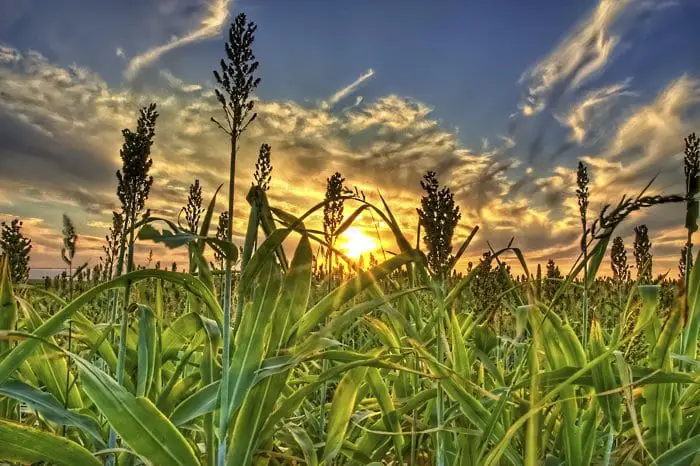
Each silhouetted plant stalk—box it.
[576,161,590,345]
[61,215,77,301]
[116,103,158,276]
[215,210,229,304]
[0,219,32,284]
[610,236,629,306]
[254,143,272,192]
[251,143,272,253]
[679,244,691,281]
[109,103,158,462]
[102,212,123,281]
[183,179,204,234]
[417,170,461,281]
[182,179,204,313]
[683,133,699,290]
[323,171,346,285]
[633,225,653,283]
[212,12,260,465]
[319,171,346,435]
[60,214,78,436]
[416,170,460,466]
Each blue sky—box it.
[1,0,699,274]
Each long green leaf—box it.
[0,419,101,466]
[0,379,104,447]
[77,358,199,466]
[322,366,369,462]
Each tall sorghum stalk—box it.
[323,172,346,288]
[212,12,260,465]
[682,132,699,357]
[320,171,346,434]
[60,214,78,436]
[417,170,460,466]
[683,133,699,290]
[215,211,229,306]
[576,161,590,346]
[109,103,158,462]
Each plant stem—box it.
[217,133,237,466]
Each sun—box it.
[339,227,377,260]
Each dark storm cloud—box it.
[0,111,116,188]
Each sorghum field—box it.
[0,11,699,466]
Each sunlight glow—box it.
[339,227,377,260]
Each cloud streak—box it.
[321,68,375,110]
[519,0,652,117]
[124,0,231,80]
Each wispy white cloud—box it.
[519,0,652,117]
[556,79,635,143]
[124,0,231,80]
[0,44,21,63]
[160,69,203,92]
[321,68,375,110]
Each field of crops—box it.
[0,11,699,466]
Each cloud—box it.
[556,79,635,144]
[0,47,520,269]
[160,69,203,92]
[585,76,700,195]
[321,68,375,110]
[116,47,126,59]
[519,0,654,117]
[0,45,21,64]
[0,0,698,279]
[124,0,231,80]
[501,0,674,172]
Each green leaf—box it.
[138,223,195,249]
[196,183,223,255]
[367,367,403,459]
[136,305,157,397]
[0,379,104,447]
[287,424,318,466]
[170,380,219,426]
[225,259,281,420]
[226,236,313,466]
[322,366,369,462]
[0,418,101,466]
[654,434,700,465]
[76,357,199,466]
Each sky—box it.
[1,0,700,277]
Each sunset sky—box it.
[1,0,700,276]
